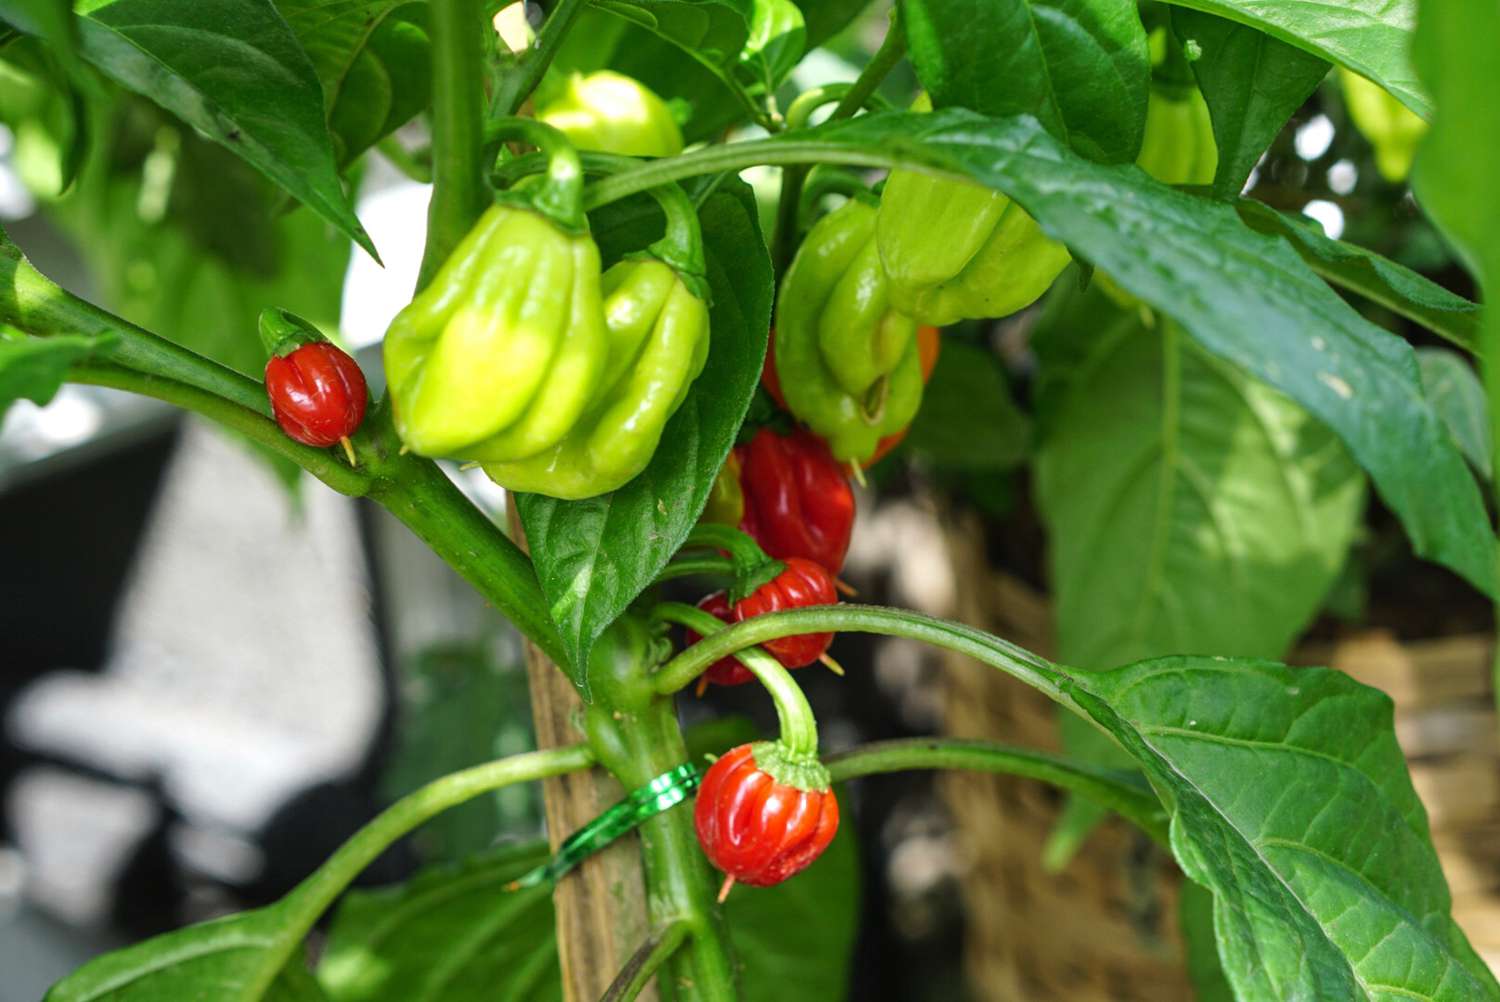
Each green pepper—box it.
[384,120,608,462]
[1339,68,1426,183]
[876,95,1070,327]
[775,198,924,464]
[538,71,683,158]
[483,178,711,499]
[1136,81,1218,186]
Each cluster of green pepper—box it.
[383,73,705,500]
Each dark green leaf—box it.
[518,179,773,688]
[906,339,1030,470]
[0,331,114,419]
[1236,199,1482,354]
[1072,656,1500,1000]
[1172,9,1328,198]
[277,0,431,167]
[739,0,804,92]
[1158,0,1429,118]
[587,0,752,62]
[0,0,78,68]
[1417,347,1490,480]
[71,0,376,258]
[319,823,859,1002]
[1179,870,1244,1002]
[900,0,1150,163]
[758,109,1495,594]
[803,0,872,48]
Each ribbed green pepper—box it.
[538,71,683,158]
[1137,82,1218,186]
[483,256,710,498]
[876,96,1070,327]
[385,121,608,463]
[775,198,924,463]
[1339,68,1426,183]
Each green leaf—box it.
[759,108,1496,594]
[1236,199,1483,354]
[901,0,1150,163]
[739,0,804,92]
[319,825,860,1002]
[277,0,431,167]
[318,843,561,1002]
[70,0,377,259]
[1157,0,1429,119]
[906,339,1031,470]
[0,0,78,68]
[588,0,753,62]
[802,0,871,49]
[1180,881,1235,1002]
[518,179,773,688]
[1072,656,1500,1000]
[1172,9,1329,198]
[1417,347,1491,480]
[0,330,114,419]
[1035,308,1365,674]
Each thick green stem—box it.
[488,117,587,232]
[71,365,372,496]
[493,0,587,116]
[585,693,736,1001]
[651,602,820,758]
[653,555,735,585]
[249,744,596,997]
[652,604,1076,709]
[419,0,489,289]
[824,738,1168,844]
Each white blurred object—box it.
[340,176,431,349]
[1295,114,1335,160]
[1302,199,1346,239]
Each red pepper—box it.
[685,557,839,688]
[738,427,855,575]
[695,742,839,891]
[264,342,368,449]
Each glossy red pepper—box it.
[686,557,839,688]
[264,342,368,448]
[738,427,855,575]
[695,742,839,890]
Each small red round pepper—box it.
[738,427,855,575]
[695,741,839,891]
[686,557,839,688]
[264,342,368,449]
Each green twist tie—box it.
[506,762,703,891]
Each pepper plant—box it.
[2,0,1499,1000]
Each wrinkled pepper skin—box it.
[1339,68,1426,183]
[483,257,709,498]
[775,199,924,463]
[695,742,839,888]
[738,427,855,575]
[384,203,607,462]
[538,71,684,158]
[863,323,941,467]
[686,557,839,687]
[265,342,368,448]
[876,95,1069,327]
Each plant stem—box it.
[419,0,489,289]
[70,365,372,497]
[0,234,270,415]
[248,744,596,997]
[493,0,587,116]
[584,693,737,1002]
[602,921,691,1002]
[653,555,735,584]
[824,738,1168,844]
[771,13,905,272]
[651,604,1076,707]
[651,601,821,758]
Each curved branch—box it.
[600,921,690,1002]
[824,737,1168,845]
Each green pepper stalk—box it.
[485,116,588,233]
[682,523,785,603]
[481,170,712,499]
[651,602,822,760]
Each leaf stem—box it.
[493,0,587,116]
[251,744,596,997]
[653,555,735,584]
[70,364,373,496]
[418,0,490,289]
[651,604,1077,708]
[824,737,1167,844]
[601,921,690,1002]
[651,601,822,758]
